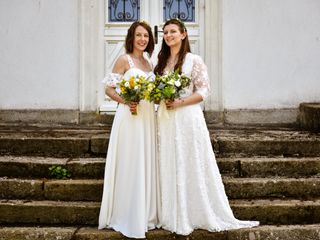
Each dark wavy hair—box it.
[125,21,154,56]
[154,19,191,75]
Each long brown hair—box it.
[125,21,155,56]
[154,19,191,75]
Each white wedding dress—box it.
[157,53,259,235]
[99,55,159,238]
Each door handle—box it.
[154,25,163,44]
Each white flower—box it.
[168,79,175,85]
[124,82,130,87]
[134,86,139,90]
[174,80,181,87]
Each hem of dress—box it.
[98,223,158,239]
[161,221,260,236]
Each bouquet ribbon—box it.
[158,100,170,119]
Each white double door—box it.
[99,0,205,112]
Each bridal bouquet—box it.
[149,70,191,103]
[118,75,154,115]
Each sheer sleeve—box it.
[101,73,123,88]
[191,55,211,99]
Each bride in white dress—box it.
[154,19,259,235]
[99,21,159,239]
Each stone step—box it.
[1,126,320,157]
[0,225,320,240]
[0,199,319,225]
[2,177,320,201]
[0,224,319,240]
[220,157,320,178]
[299,102,320,132]
[1,156,319,179]
[214,129,320,157]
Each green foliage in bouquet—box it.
[149,69,190,102]
[118,75,154,103]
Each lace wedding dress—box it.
[99,55,159,238]
[157,53,259,235]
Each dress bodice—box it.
[123,68,155,82]
[164,53,210,99]
[102,54,155,91]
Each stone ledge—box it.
[1,225,320,240]
[1,156,320,179]
[299,102,320,132]
[2,177,320,201]
[0,108,300,126]
[1,199,320,225]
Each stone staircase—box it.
[0,123,320,239]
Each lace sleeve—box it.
[191,55,210,99]
[101,73,123,88]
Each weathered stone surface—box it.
[0,200,99,225]
[299,102,320,132]
[227,224,320,240]
[230,199,320,225]
[0,109,79,125]
[1,156,319,179]
[90,134,109,154]
[74,228,134,240]
[1,126,320,157]
[217,139,320,157]
[1,199,320,225]
[66,158,105,179]
[0,156,106,179]
[1,225,320,240]
[225,178,320,199]
[224,109,298,125]
[0,156,68,178]
[2,177,320,201]
[0,178,43,200]
[44,179,103,201]
[79,111,114,125]
[238,157,320,177]
[0,137,90,157]
[0,227,76,240]
[215,129,320,157]
[74,228,227,240]
[217,158,239,175]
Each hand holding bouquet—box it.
[149,69,191,103]
[118,75,154,115]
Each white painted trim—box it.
[204,0,223,111]
[79,0,105,111]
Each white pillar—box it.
[204,0,223,111]
[79,0,105,111]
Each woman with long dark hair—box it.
[99,21,159,238]
[155,18,259,235]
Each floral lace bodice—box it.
[165,53,210,99]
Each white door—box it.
[99,0,205,112]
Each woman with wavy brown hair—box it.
[99,21,159,238]
[155,18,259,235]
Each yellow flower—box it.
[129,77,135,89]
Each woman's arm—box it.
[165,93,203,109]
[104,55,138,113]
[166,54,210,110]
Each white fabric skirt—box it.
[99,100,160,238]
[157,102,259,235]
